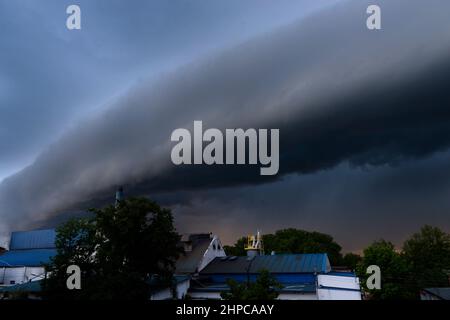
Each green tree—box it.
[42,218,98,299]
[221,269,282,300]
[224,229,343,265]
[220,279,247,300]
[263,229,343,265]
[357,240,413,300]
[43,197,182,300]
[403,225,450,292]
[342,253,362,271]
[223,237,247,256]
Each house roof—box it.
[176,237,211,274]
[423,288,450,300]
[9,229,56,250]
[0,249,56,267]
[200,253,331,275]
[180,233,211,245]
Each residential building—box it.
[149,233,226,299]
[189,253,361,300]
[176,233,226,275]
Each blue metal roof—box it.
[200,253,331,275]
[0,249,56,267]
[9,229,56,250]
[206,273,315,285]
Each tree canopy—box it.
[224,228,343,265]
[357,240,413,300]
[220,269,282,300]
[358,225,450,300]
[402,225,450,291]
[43,197,182,300]
[342,253,362,271]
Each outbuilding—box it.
[190,253,361,300]
[0,229,56,287]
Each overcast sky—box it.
[1,0,450,252]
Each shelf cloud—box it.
[1,0,450,247]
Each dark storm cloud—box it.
[0,0,327,180]
[1,0,450,243]
[168,150,450,252]
[35,152,450,252]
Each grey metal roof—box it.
[9,229,56,250]
[176,238,211,274]
[200,253,330,274]
[180,233,211,244]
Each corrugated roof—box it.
[0,249,56,267]
[9,229,56,250]
[200,254,330,274]
[176,238,211,274]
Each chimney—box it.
[115,186,124,208]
